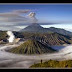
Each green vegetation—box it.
[7,39,56,54]
[30,60,72,68]
[0,31,7,40]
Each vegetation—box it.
[0,30,72,46]
[7,39,56,54]
[21,32,72,45]
[0,31,7,40]
[30,59,72,68]
[13,31,24,38]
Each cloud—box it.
[0,9,30,22]
[27,12,38,23]
[0,9,30,17]
[0,10,38,24]
[0,26,20,31]
[28,12,35,17]
[0,13,19,17]
[12,9,31,14]
[0,9,38,23]
[0,9,38,31]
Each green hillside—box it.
[0,31,7,40]
[7,39,56,54]
[30,60,72,68]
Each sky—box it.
[0,4,72,31]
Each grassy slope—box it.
[7,39,56,55]
[30,60,72,68]
[0,31,7,40]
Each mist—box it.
[6,31,15,43]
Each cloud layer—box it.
[0,9,38,31]
[0,9,30,22]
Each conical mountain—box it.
[20,23,72,36]
[20,23,48,33]
[7,39,56,54]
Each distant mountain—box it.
[20,23,47,33]
[7,39,56,54]
[20,23,72,37]
[13,32,72,46]
[23,32,72,46]
[0,30,72,46]
[48,27,72,37]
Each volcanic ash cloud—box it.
[28,12,38,23]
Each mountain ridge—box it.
[20,23,72,37]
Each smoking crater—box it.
[6,31,15,43]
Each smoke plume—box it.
[6,31,15,43]
[28,12,38,23]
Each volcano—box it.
[7,39,56,54]
[20,23,45,33]
[20,23,72,36]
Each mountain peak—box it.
[29,23,42,27]
[20,23,43,32]
[20,23,72,36]
[7,39,56,54]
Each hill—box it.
[7,39,56,54]
[0,31,7,40]
[30,60,72,68]
[48,27,72,37]
[20,23,49,33]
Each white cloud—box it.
[0,10,30,23]
[12,9,31,14]
[0,10,38,31]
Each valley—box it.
[0,42,72,68]
[0,24,72,68]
